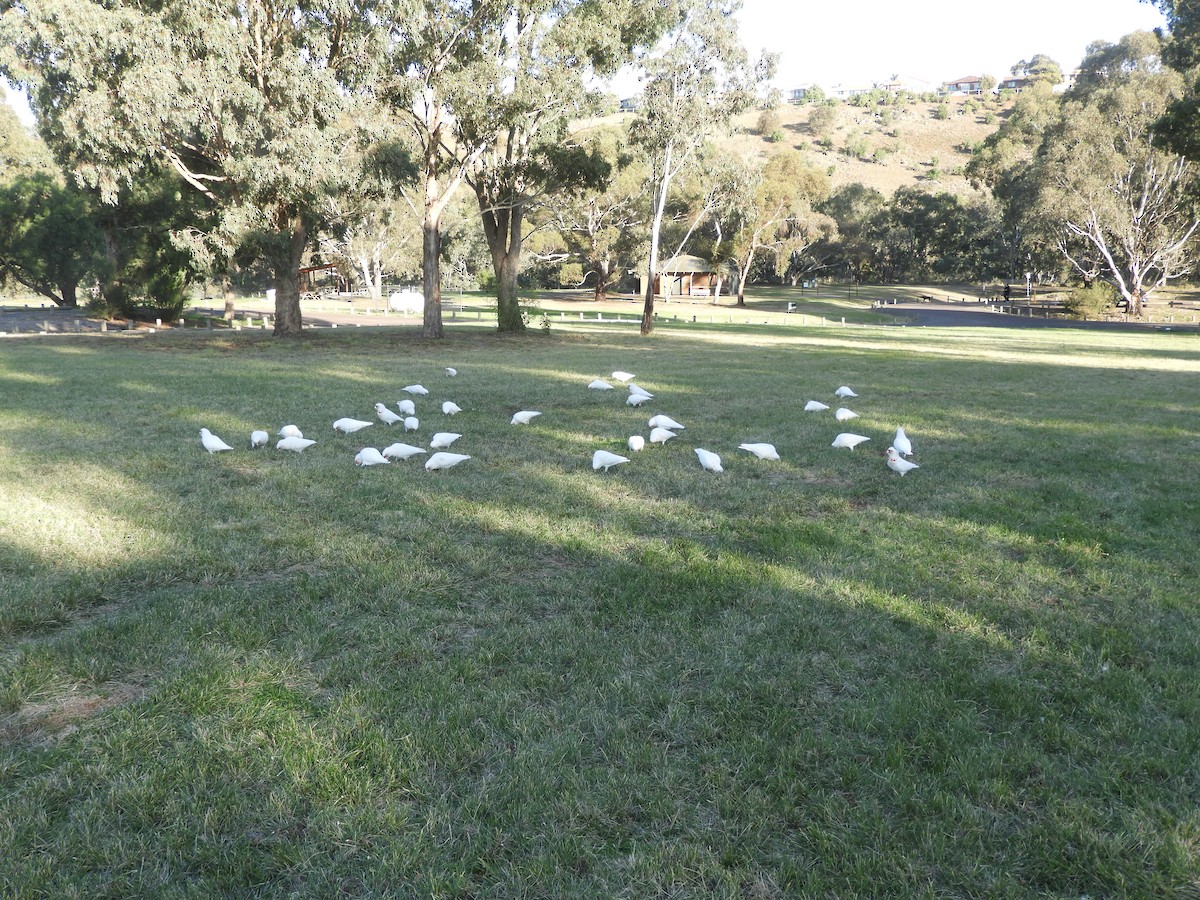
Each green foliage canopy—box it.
[0,171,103,306]
[0,0,383,334]
[1028,32,1198,314]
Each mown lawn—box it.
[1,320,1197,898]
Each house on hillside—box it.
[829,83,872,100]
[641,255,718,299]
[618,96,640,113]
[875,75,934,95]
[787,85,815,103]
[997,76,1029,92]
[1054,70,1078,93]
[940,75,983,95]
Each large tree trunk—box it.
[640,268,657,334]
[271,221,306,336]
[641,219,661,334]
[479,197,527,333]
[641,143,673,336]
[358,255,383,302]
[372,258,383,302]
[421,201,444,338]
[1128,286,1144,317]
[494,253,522,331]
[593,259,610,303]
[736,249,754,307]
[58,280,78,308]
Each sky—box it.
[736,0,1167,92]
[4,0,1169,125]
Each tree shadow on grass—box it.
[0,328,1197,896]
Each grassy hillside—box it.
[586,94,1008,198]
[733,95,1004,197]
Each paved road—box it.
[876,300,1195,332]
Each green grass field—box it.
[1,318,1197,897]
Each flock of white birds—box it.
[197,365,921,477]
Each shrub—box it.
[92,268,192,322]
[1066,282,1118,319]
[808,104,837,136]
[756,107,781,136]
[844,135,869,159]
[933,103,950,120]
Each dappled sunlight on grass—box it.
[0,464,173,571]
[0,370,65,387]
[1,322,1197,896]
[552,320,1200,373]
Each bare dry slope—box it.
[582,94,1008,199]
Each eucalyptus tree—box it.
[449,0,668,332]
[812,183,886,283]
[1027,32,1198,315]
[1009,54,1064,87]
[0,102,52,177]
[721,149,835,306]
[376,1,503,337]
[320,198,422,302]
[630,0,770,334]
[542,127,647,302]
[319,131,423,302]
[0,0,382,336]
[1148,0,1200,163]
[966,82,1066,278]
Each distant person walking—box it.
[1003,283,1011,302]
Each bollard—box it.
[155,318,162,327]
[101,321,108,333]
[841,316,845,325]
[44,320,50,332]
[178,318,185,327]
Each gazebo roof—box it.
[660,254,716,274]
